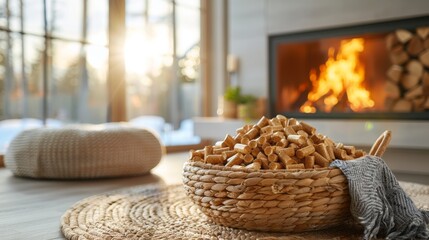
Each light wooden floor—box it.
[0,152,188,240]
[0,152,428,240]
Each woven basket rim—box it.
[184,160,340,174]
[185,160,338,173]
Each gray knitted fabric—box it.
[330,156,429,240]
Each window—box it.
[125,0,201,145]
[0,0,202,151]
[0,0,109,123]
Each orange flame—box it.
[300,38,374,113]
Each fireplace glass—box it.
[269,17,429,119]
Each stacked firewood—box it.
[385,27,429,112]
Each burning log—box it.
[331,90,353,112]
[291,84,311,110]
[299,38,374,114]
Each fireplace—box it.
[269,16,429,120]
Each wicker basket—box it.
[182,131,391,232]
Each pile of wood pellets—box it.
[189,115,366,170]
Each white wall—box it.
[228,0,268,97]
[267,0,429,34]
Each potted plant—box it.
[218,86,241,118]
[237,94,257,120]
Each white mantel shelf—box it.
[193,117,246,141]
[305,119,429,150]
[193,117,429,149]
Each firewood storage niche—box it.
[269,16,429,120]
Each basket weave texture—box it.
[183,160,351,232]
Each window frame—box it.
[0,0,206,124]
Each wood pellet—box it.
[189,115,368,170]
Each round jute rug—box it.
[61,182,429,240]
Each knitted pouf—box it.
[5,125,164,179]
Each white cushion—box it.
[5,125,164,179]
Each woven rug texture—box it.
[61,182,429,240]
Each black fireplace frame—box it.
[268,16,429,120]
